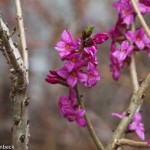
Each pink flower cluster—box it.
[46,28,108,126]
[112,112,145,140]
[109,0,150,80]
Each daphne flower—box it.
[58,94,86,127]
[128,112,145,140]
[57,67,87,88]
[64,53,85,72]
[112,41,134,62]
[93,33,109,44]
[137,2,150,15]
[84,46,97,56]
[126,28,150,50]
[112,111,145,140]
[55,29,77,59]
[112,111,126,119]
[66,108,86,127]
[114,0,135,25]
[84,62,100,87]
[110,44,123,80]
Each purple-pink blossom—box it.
[112,111,145,140]
[137,2,150,15]
[112,112,126,119]
[58,88,86,127]
[55,29,78,59]
[57,67,87,88]
[113,0,135,25]
[112,41,134,62]
[110,42,133,80]
[128,112,145,140]
[126,27,150,50]
[93,33,109,45]
[64,53,85,72]
[46,27,109,127]
[84,62,100,87]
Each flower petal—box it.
[76,117,86,127]
[136,129,145,140]
[67,76,77,87]
[126,31,135,42]
[61,29,74,43]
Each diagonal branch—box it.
[0,18,24,74]
[75,86,105,150]
[106,72,150,150]
[0,17,29,150]
[116,139,149,148]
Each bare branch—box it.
[75,86,105,150]
[129,54,139,93]
[106,72,150,150]
[0,18,24,73]
[116,139,149,148]
[15,0,28,73]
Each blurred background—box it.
[0,0,150,150]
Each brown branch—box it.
[116,139,149,148]
[0,18,29,150]
[106,72,150,150]
[75,86,105,150]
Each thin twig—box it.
[129,54,139,93]
[75,86,105,150]
[15,0,29,77]
[116,139,149,148]
[131,0,150,39]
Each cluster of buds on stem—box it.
[46,26,108,126]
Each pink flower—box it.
[126,28,150,50]
[110,62,121,80]
[45,70,67,86]
[84,62,100,87]
[112,111,145,140]
[66,108,86,127]
[112,41,134,62]
[57,67,87,88]
[113,0,135,25]
[93,33,109,44]
[137,2,150,15]
[84,46,97,56]
[128,112,145,140]
[55,29,78,59]
[83,46,98,65]
[64,53,85,72]
[112,112,126,119]
[58,89,86,127]
[110,44,122,80]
